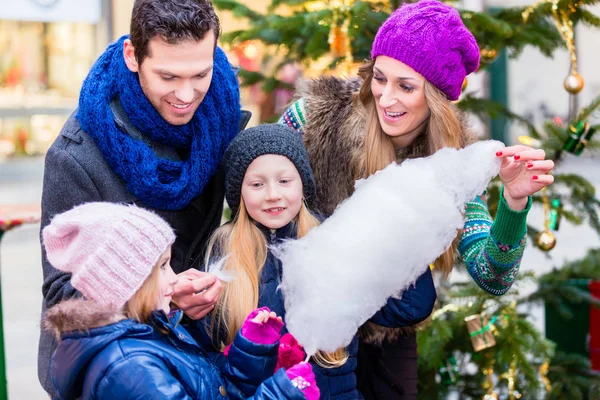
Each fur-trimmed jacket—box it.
[44,299,308,400]
[279,76,478,398]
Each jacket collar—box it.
[254,221,297,243]
[109,97,181,162]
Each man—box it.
[38,0,249,396]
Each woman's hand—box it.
[496,145,555,211]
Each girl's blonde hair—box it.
[206,196,348,368]
[124,261,163,325]
[355,59,463,277]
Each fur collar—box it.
[299,75,478,217]
[298,75,478,342]
[43,299,127,340]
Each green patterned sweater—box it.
[280,99,531,296]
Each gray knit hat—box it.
[223,124,316,217]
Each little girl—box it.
[42,202,319,400]
[190,124,436,399]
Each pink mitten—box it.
[276,333,306,371]
[285,362,320,400]
[241,307,284,345]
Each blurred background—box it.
[0,0,599,398]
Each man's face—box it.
[124,33,216,126]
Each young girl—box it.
[190,124,436,400]
[42,202,319,400]
[279,1,554,397]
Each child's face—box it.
[241,154,304,229]
[156,246,178,314]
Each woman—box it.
[279,0,554,397]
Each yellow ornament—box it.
[480,47,498,64]
[536,231,556,251]
[564,72,584,94]
[462,78,468,92]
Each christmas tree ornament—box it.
[507,360,518,400]
[539,359,552,392]
[564,72,584,94]
[552,116,564,127]
[536,231,557,251]
[465,313,497,351]
[329,25,349,58]
[563,120,586,153]
[438,355,459,385]
[482,357,498,399]
[574,125,597,155]
[536,187,557,251]
[327,0,354,76]
[462,78,468,92]
[480,46,498,64]
[518,135,542,147]
[548,197,562,231]
[550,0,584,95]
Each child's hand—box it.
[286,362,320,400]
[241,307,284,345]
[276,333,306,371]
[251,309,283,325]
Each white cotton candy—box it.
[273,140,505,356]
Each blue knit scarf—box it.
[77,35,241,210]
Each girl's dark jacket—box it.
[44,299,308,400]
[188,222,435,400]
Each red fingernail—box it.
[532,175,538,180]
[496,152,502,156]
[514,155,521,160]
[526,163,533,168]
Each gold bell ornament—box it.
[536,187,557,251]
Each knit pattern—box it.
[458,192,528,296]
[279,97,308,133]
[42,202,175,309]
[370,0,480,100]
[222,123,316,216]
[77,35,241,211]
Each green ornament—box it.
[563,121,586,154]
[574,125,597,155]
[548,198,562,231]
[439,355,459,385]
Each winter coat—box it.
[44,299,307,400]
[282,76,478,399]
[38,99,251,397]
[189,222,435,400]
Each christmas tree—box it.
[215,0,600,397]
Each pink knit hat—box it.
[371,0,480,101]
[42,202,176,309]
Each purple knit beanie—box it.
[371,0,480,101]
[43,202,176,310]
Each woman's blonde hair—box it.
[355,59,463,277]
[206,196,348,368]
[124,261,163,325]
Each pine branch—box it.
[576,94,600,122]
[458,95,540,137]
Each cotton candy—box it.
[274,140,504,355]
